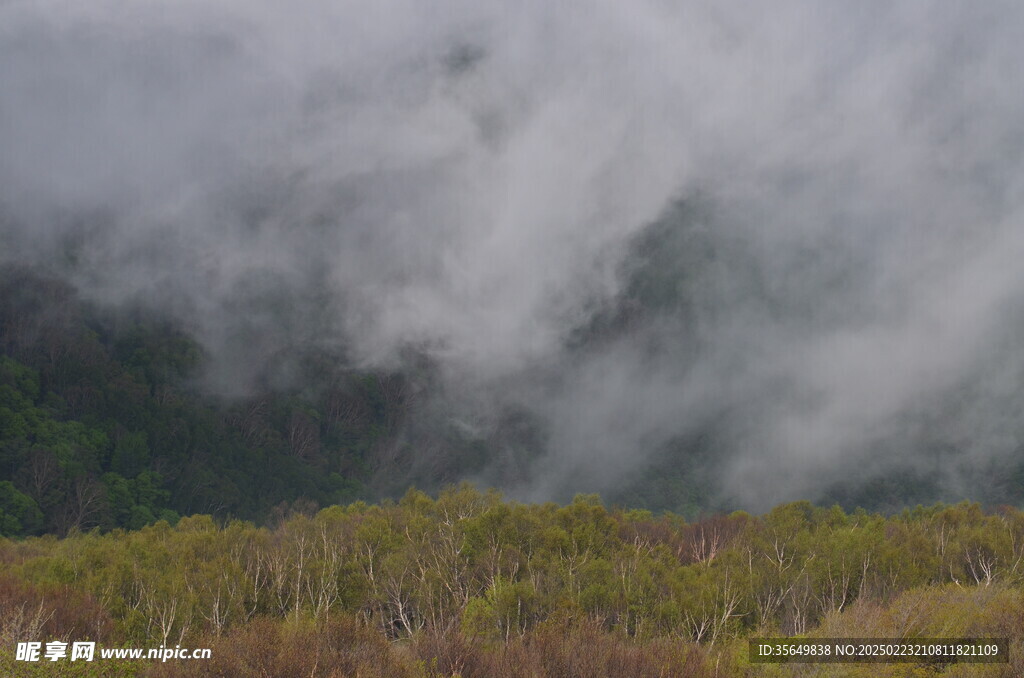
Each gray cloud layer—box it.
[3,0,1024,508]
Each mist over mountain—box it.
[3,1,1024,512]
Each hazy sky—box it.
[3,1,1024,508]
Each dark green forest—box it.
[0,266,417,536]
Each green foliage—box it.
[3,488,1024,651]
[0,489,1023,676]
[0,481,43,536]
[0,270,404,535]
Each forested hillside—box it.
[0,267,396,536]
[4,263,1024,539]
[1,488,1023,676]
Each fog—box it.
[3,0,1024,509]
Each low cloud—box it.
[3,0,1024,508]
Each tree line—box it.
[2,487,1024,676]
